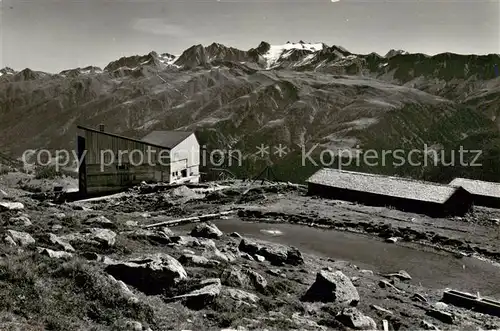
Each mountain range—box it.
[1,41,499,183]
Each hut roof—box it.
[306,168,460,204]
[449,178,500,199]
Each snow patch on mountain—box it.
[263,42,324,69]
[0,67,16,77]
[159,53,177,65]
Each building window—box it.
[181,169,187,177]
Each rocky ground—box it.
[1,172,500,330]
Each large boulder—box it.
[170,236,201,246]
[5,230,35,247]
[61,228,116,248]
[105,253,187,295]
[127,229,171,245]
[302,270,359,306]
[165,278,221,310]
[221,266,267,293]
[225,288,260,304]
[239,239,303,266]
[190,222,223,239]
[337,308,377,330]
[178,254,220,268]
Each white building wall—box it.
[169,133,200,183]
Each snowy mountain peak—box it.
[0,67,16,77]
[385,49,409,58]
[261,42,326,69]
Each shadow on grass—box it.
[0,248,155,331]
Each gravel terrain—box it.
[1,175,500,330]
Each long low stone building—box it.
[449,178,500,209]
[306,168,473,217]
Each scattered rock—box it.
[302,270,360,306]
[337,307,377,330]
[168,185,203,200]
[61,228,116,248]
[384,270,412,281]
[254,254,265,262]
[421,320,440,330]
[230,232,242,238]
[178,254,220,267]
[125,220,139,227]
[170,236,201,246]
[105,253,187,295]
[37,247,73,259]
[221,267,247,288]
[190,222,223,239]
[245,269,267,292]
[426,309,455,324]
[360,269,374,276]
[114,320,151,331]
[158,226,174,237]
[0,202,24,211]
[107,275,138,303]
[47,233,75,252]
[166,278,221,310]
[52,213,67,220]
[8,215,32,226]
[221,266,267,293]
[432,302,449,311]
[84,215,115,228]
[385,237,399,243]
[51,224,63,232]
[127,229,171,245]
[5,230,35,247]
[4,235,16,246]
[128,321,145,331]
[226,288,260,304]
[197,238,217,249]
[238,239,303,266]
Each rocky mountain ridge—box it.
[1,41,499,183]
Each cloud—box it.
[331,0,340,2]
[132,18,191,38]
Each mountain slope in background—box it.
[0,41,499,183]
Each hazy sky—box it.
[1,0,499,73]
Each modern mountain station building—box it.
[76,124,200,195]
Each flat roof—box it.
[306,168,460,204]
[449,178,500,199]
